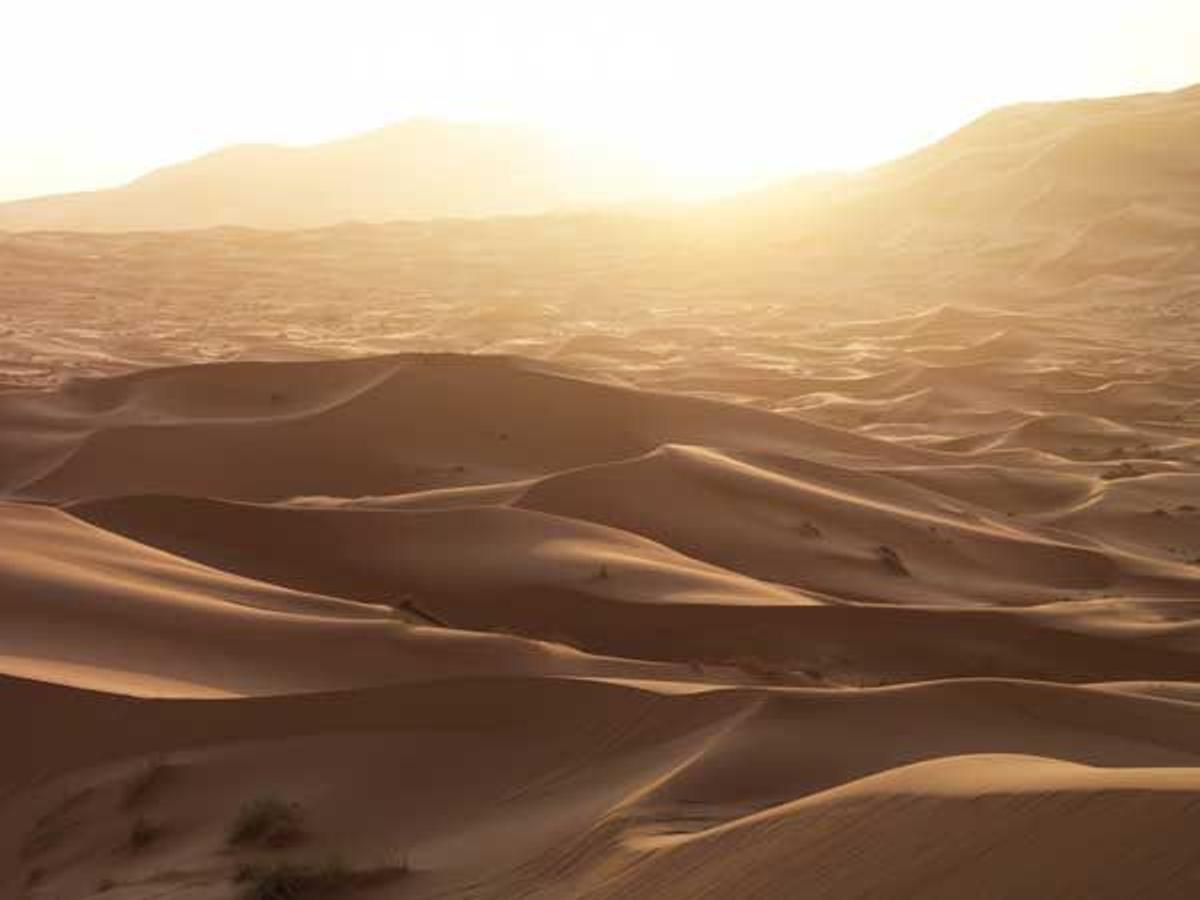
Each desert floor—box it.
[2,230,1200,900]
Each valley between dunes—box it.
[4,305,1200,899]
[4,85,1200,899]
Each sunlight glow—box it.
[3,0,1200,200]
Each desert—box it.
[3,13,1200,899]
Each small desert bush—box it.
[729,656,791,684]
[235,860,354,900]
[1101,462,1142,481]
[876,544,911,576]
[235,858,411,899]
[228,797,305,849]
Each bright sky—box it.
[3,0,1200,201]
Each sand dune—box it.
[6,326,1200,896]
[589,754,1200,900]
[6,675,1200,898]
[0,120,660,231]
[517,444,1200,603]
[5,83,1200,898]
[2,353,941,502]
[0,502,724,698]
[2,88,1198,395]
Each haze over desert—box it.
[4,3,1200,899]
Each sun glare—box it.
[1,0,1199,200]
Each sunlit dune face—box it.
[2,0,1200,200]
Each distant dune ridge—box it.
[724,81,1200,226]
[3,83,1200,361]
[2,82,1197,236]
[0,119,661,231]
[4,85,1200,898]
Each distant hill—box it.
[0,119,663,231]
[723,83,1200,231]
[702,82,1200,304]
[3,84,1199,319]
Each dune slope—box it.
[5,83,1200,899]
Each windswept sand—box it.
[4,307,1199,898]
[4,85,1200,899]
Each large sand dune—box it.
[4,84,1200,898]
[5,316,1199,897]
[0,120,660,232]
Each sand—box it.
[3,84,1200,898]
[0,121,661,231]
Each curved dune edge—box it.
[1,352,943,503]
[600,755,1200,900]
[0,283,1198,899]
[4,674,1200,899]
[0,502,757,697]
[64,484,1200,686]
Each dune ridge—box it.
[0,120,661,231]
[2,335,1197,895]
[6,674,1200,898]
[4,316,1200,897]
[5,82,1200,898]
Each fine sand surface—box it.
[5,85,1200,899]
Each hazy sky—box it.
[4,0,1199,201]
